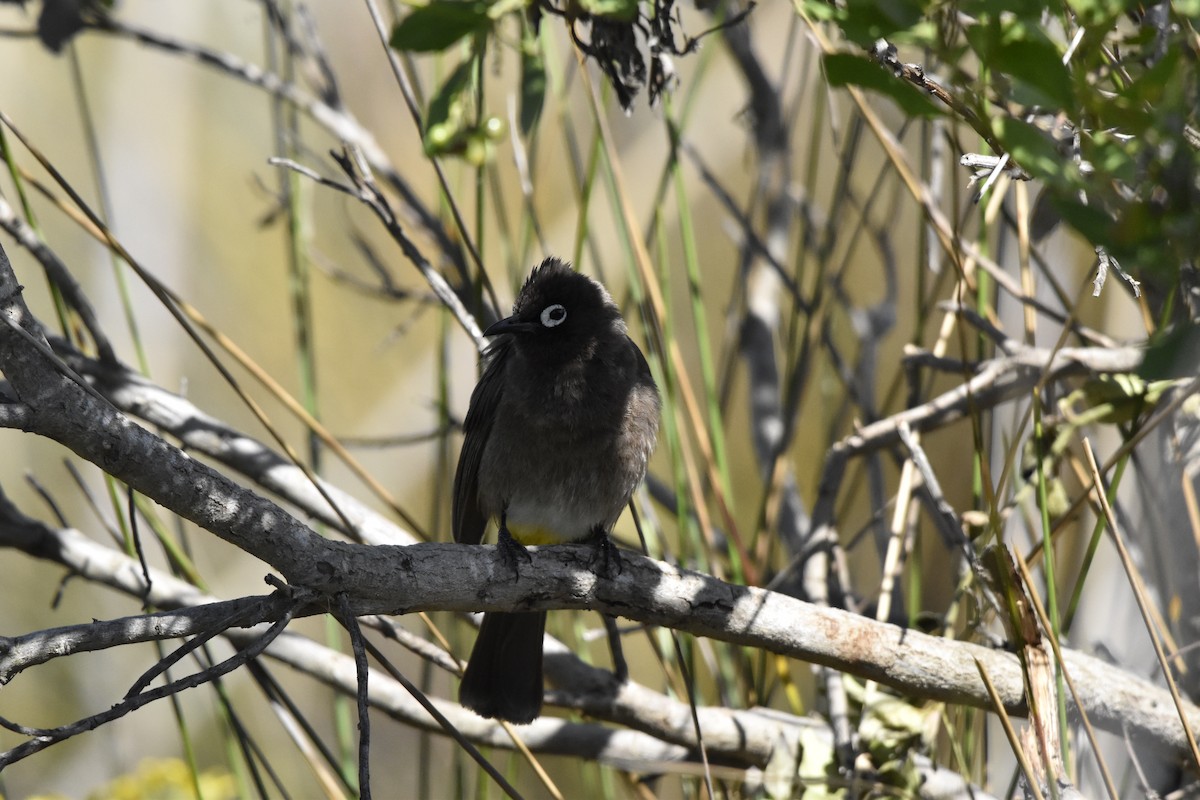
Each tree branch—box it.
[0,594,290,683]
[1,490,1196,757]
[56,342,414,547]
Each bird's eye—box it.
[540,304,567,328]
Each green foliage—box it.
[576,0,639,21]
[823,53,943,117]
[989,118,1070,182]
[423,59,480,158]
[1140,323,1200,380]
[518,30,546,135]
[1065,0,1142,27]
[390,1,512,164]
[963,20,1076,109]
[813,0,937,46]
[391,0,706,155]
[389,0,493,52]
[818,0,1200,293]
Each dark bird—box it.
[453,257,660,723]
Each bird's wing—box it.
[452,337,512,544]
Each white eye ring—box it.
[540,304,567,328]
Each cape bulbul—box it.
[453,258,660,723]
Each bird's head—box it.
[484,258,625,361]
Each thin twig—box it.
[356,636,529,800]
[337,594,373,799]
[0,589,306,768]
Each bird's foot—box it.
[497,523,533,579]
[588,527,623,579]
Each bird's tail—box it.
[459,611,547,724]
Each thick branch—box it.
[1,504,1195,756]
[0,498,779,773]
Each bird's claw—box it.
[588,528,623,579]
[497,524,532,579]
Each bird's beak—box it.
[483,315,537,337]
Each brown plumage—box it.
[452,258,660,723]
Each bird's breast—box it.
[474,339,657,544]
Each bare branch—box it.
[0,589,306,768]
[0,594,289,683]
[3,488,1197,758]
[57,342,414,547]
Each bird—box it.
[452,257,661,723]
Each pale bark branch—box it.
[1,489,1196,758]
[56,342,414,547]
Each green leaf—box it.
[801,0,839,21]
[992,117,1064,181]
[1084,131,1137,185]
[1139,324,1200,381]
[1111,46,1181,124]
[995,41,1075,109]
[965,22,1075,109]
[823,53,942,118]
[959,0,1047,18]
[796,727,841,800]
[486,0,526,18]
[423,59,475,155]
[390,1,491,53]
[519,38,546,136]
[1066,0,1139,27]
[576,0,638,21]
[840,0,926,44]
